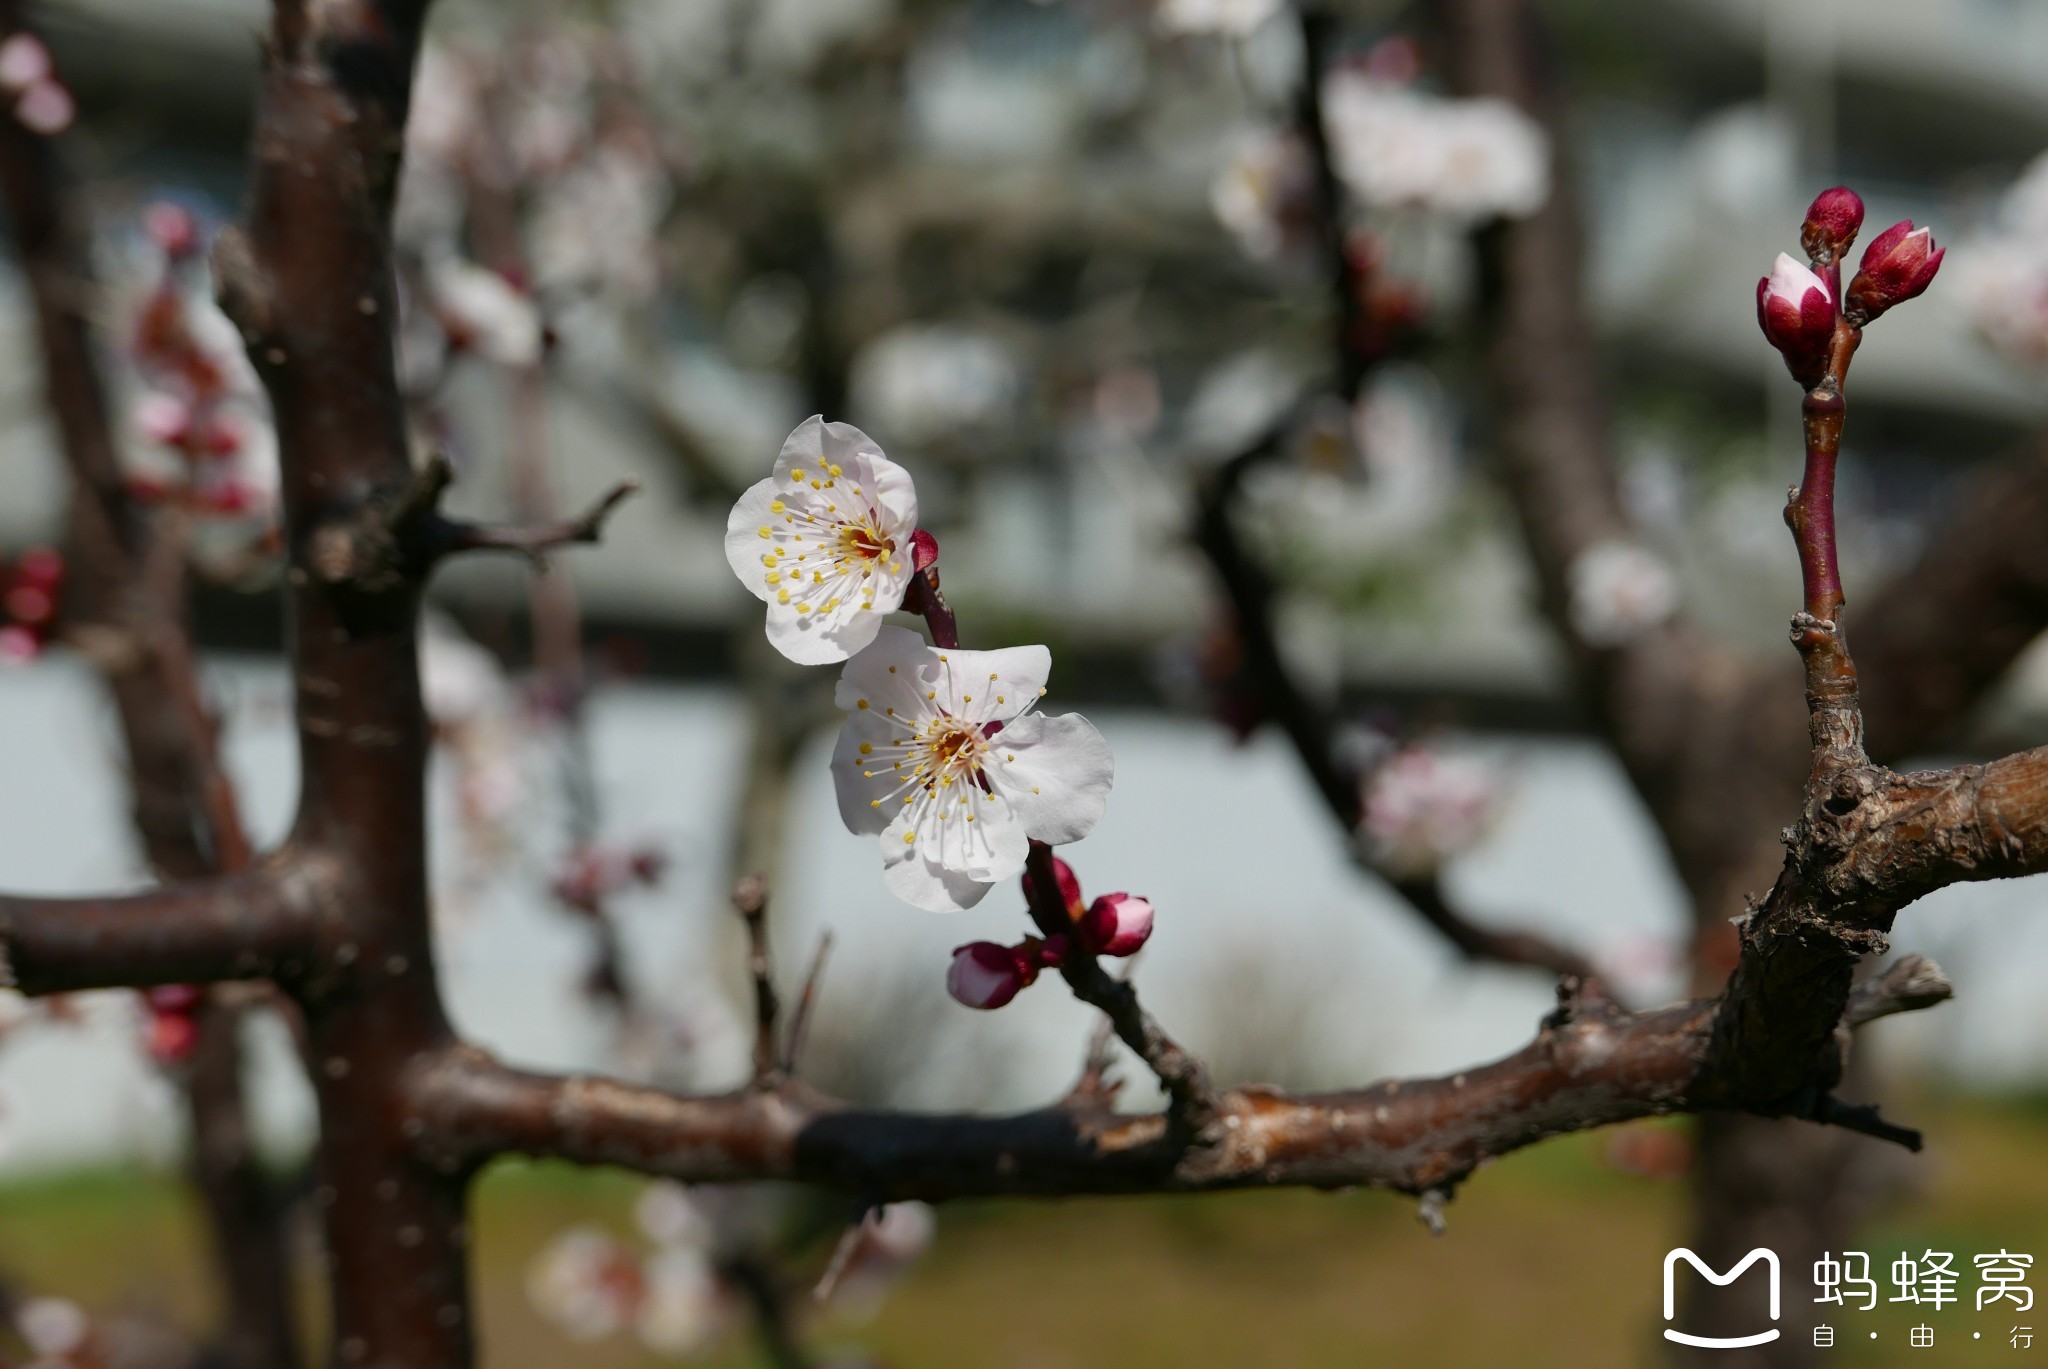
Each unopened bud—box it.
[1846,220,1943,324]
[946,941,1030,1010]
[1022,854,1086,919]
[910,529,939,573]
[1799,186,1864,264]
[1037,932,1071,968]
[1079,892,1154,958]
[1755,252,1836,388]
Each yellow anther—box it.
[790,468,806,481]
[859,742,873,755]
[811,480,822,489]
[777,589,791,605]
[857,699,870,710]
[963,694,972,703]
[996,696,1005,704]
[766,571,781,585]
[797,604,812,615]
[826,598,841,610]
[870,799,881,808]
[828,463,843,477]
[903,833,915,844]
[757,526,772,539]
[926,691,936,700]
[888,666,898,674]
[770,500,785,514]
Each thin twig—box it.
[732,875,779,1086]
[779,930,834,1075]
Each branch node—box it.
[1416,1188,1450,1236]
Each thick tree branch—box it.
[0,863,334,994]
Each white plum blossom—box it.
[830,627,1114,912]
[725,418,920,665]
[1156,0,1287,37]
[634,1246,725,1356]
[527,1228,645,1342]
[426,257,545,367]
[1321,73,1549,223]
[1362,745,1499,876]
[849,324,1019,444]
[1211,128,1314,261]
[1568,539,1680,647]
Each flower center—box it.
[836,521,895,569]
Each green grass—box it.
[4,1098,2047,1366]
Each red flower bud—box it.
[946,941,1029,1010]
[1845,220,1943,323]
[1037,932,1071,968]
[909,529,939,573]
[1756,253,1836,388]
[145,1009,200,1063]
[1799,186,1864,263]
[1022,855,1086,919]
[1079,892,1154,958]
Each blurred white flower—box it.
[635,1246,726,1356]
[530,145,670,300]
[527,1228,644,1342]
[1321,73,1549,223]
[1957,151,2048,366]
[427,258,544,368]
[850,324,1019,444]
[1156,0,1286,37]
[634,1180,712,1249]
[421,613,508,728]
[1361,746,1498,876]
[17,1297,89,1359]
[408,45,483,166]
[1568,540,1679,647]
[1211,128,1315,261]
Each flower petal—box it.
[722,477,786,604]
[836,625,943,718]
[831,711,909,835]
[990,712,1114,845]
[764,599,887,665]
[880,806,997,912]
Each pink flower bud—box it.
[1846,220,1943,323]
[909,529,939,573]
[1755,252,1835,388]
[144,203,201,261]
[1079,892,1154,957]
[946,941,1028,1010]
[1799,186,1863,263]
[1037,932,1071,968]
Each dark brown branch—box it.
[405,973,1942,1203]
[427,478,640,567]
[0,864,334,994]
[732,874,781,1086]
[1192,444,1595,980]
